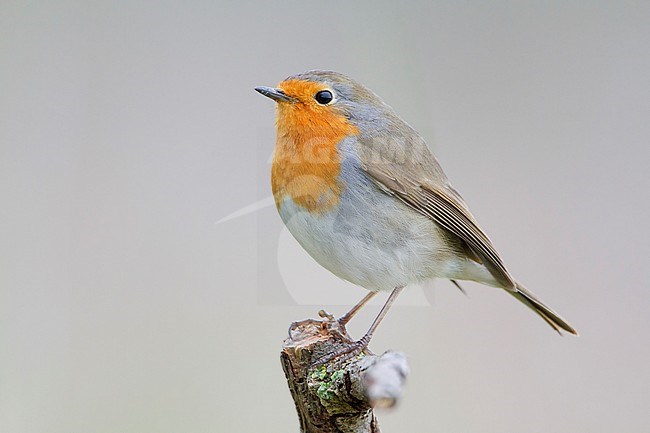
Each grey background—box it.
[2,1,649,432]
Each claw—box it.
[313,336,370,366]
[318,309,334,320]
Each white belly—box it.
[276,189,458,292]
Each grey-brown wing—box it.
[362,163,516,290]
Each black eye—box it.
[314,90,333,105]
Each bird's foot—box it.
[318,309,351,335]
[313,335,371,367]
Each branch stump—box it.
[281,312,409,433]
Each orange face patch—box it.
[271,79,359,213]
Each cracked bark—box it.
[281,312,409,433]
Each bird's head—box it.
[255,70,395,139]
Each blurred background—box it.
[2,1,649,432]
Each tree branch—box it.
[281,312,409,433]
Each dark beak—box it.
[255,86,294,103]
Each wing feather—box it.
[362,163,516,290]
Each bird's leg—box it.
[353,286,404,351]
[338,291,378,327]
[316,286,404,366]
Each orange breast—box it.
[271,80,359,213]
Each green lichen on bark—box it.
[308,364,360,414]
[314,369,345,401]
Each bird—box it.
[255,70,577,358]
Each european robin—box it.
[256,70,577,357]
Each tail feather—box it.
[510,282,578,336]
